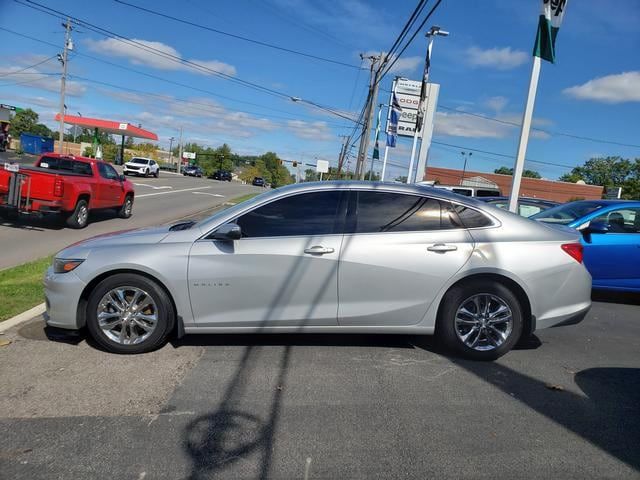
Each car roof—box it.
[478,196,559,205]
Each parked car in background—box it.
[417,182,501,197]
[123,157,160,178]
[531,200,640,292]
[0,153,134,228]
[182,165,203,177]
[477,196,559,217]
[252,176,266,187]
[45,182,591,359]
[210,170,232,181]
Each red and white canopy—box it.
[54,114,158,140]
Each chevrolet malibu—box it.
[44,182,592,360]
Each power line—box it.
[378,0,428,73]
[0,26,356,126]
[378,0,444,81]
[0,55,57,77]
[438,105,640,149]
[431,140,577,169]
[16,0,357,124]
[114,0,362,70]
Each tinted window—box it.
[39,156,91,175]
[531,201,604,225]
[476,189,501,197]
[236,191,342,238]
[593,208,640,234]
[446,203,493,228]
[98,162,118,180]
[130,158,149,164]
[451,188,472,196]
[354,191,454,233]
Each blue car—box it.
[531,200,640,292]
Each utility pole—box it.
[168,136,175,165]
[355,53,381,180]
[177,127,183,174]
[336,134,349,177]
[58,17,72,154]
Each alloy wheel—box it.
[454,294,513,351]
[97,286,158,345]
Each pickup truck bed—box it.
[1,153,135,228]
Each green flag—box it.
[533,0,568,63]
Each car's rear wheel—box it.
[437,280,523,361]
[65,198,89,229]
[86,273,175,354]
[154,170,159,178]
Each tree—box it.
[494,166,541,179]
[8,108,38,137]
[559,156,640,200]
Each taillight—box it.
[53,178,64,197]
[561,243,583,263]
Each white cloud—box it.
[85,38,236,76]
[0,93,58,109]
[465,46,528,70]
[483,96,508,112]
[287,120,333,141]
[0,66,86,96]
[435,111,551,140]
[563,71,640,103]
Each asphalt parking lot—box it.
[0,151,264,269]
[0,292,638,479]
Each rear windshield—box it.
[38,156,92,176]
[130,158,149,164]
[531,201,604,225]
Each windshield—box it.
[130,158,149,164]
[530,201,604,225]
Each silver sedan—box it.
[44,182,592,360]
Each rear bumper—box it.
[536,303,591,330]
[549,305,591,328]
[1,196,65,213]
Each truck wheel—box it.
[117,195,133,219]
[66,199,89,229]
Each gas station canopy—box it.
[54,114,158,140]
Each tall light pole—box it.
[73,111,81,144]
[460,151,472,185]
[58,17,72,153]
[177,127,183,174]
[407,25,448,184]
[356,53,382,180]
[168,136,175,165]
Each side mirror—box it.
[579,220,609,234]
[212,223,241,241]
[119,174,126,182]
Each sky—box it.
[1,0,639,181]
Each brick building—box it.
[423,167,603,202]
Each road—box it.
[0,152,264,269]
[0,293,638,479]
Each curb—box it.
[0,303,46,333]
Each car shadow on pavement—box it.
[0,208,123,231]
[591,290,640,306]
[450,361,640,472]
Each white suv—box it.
[123,157,160,178]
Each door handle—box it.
[304,245,335,255]
[427,243,458,253]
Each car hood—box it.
[57,225,172,259]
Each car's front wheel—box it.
[86,273,175,354]
[437,280,523,361]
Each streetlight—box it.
[460,151,472,184]
[407,25,449,184]
[73,111,81,143]
[168,136,175,165]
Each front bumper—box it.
[123,166,145,174]
[43,266,87,330]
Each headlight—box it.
[53,258,84,273]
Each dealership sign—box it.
[182,151,196,159]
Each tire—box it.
[65,198,89,229]
[124,171,129,176]
[86,273,175,354]
[144,169,149,178]
[436,280,523,361]
[154,170,159,178]
[117,194,133,219]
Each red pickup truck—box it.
[0,153,135,228]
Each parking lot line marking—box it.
[192,192,224,197]
[136,186,213,198]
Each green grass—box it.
[0,256,52,322]
[229,192,260,205]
